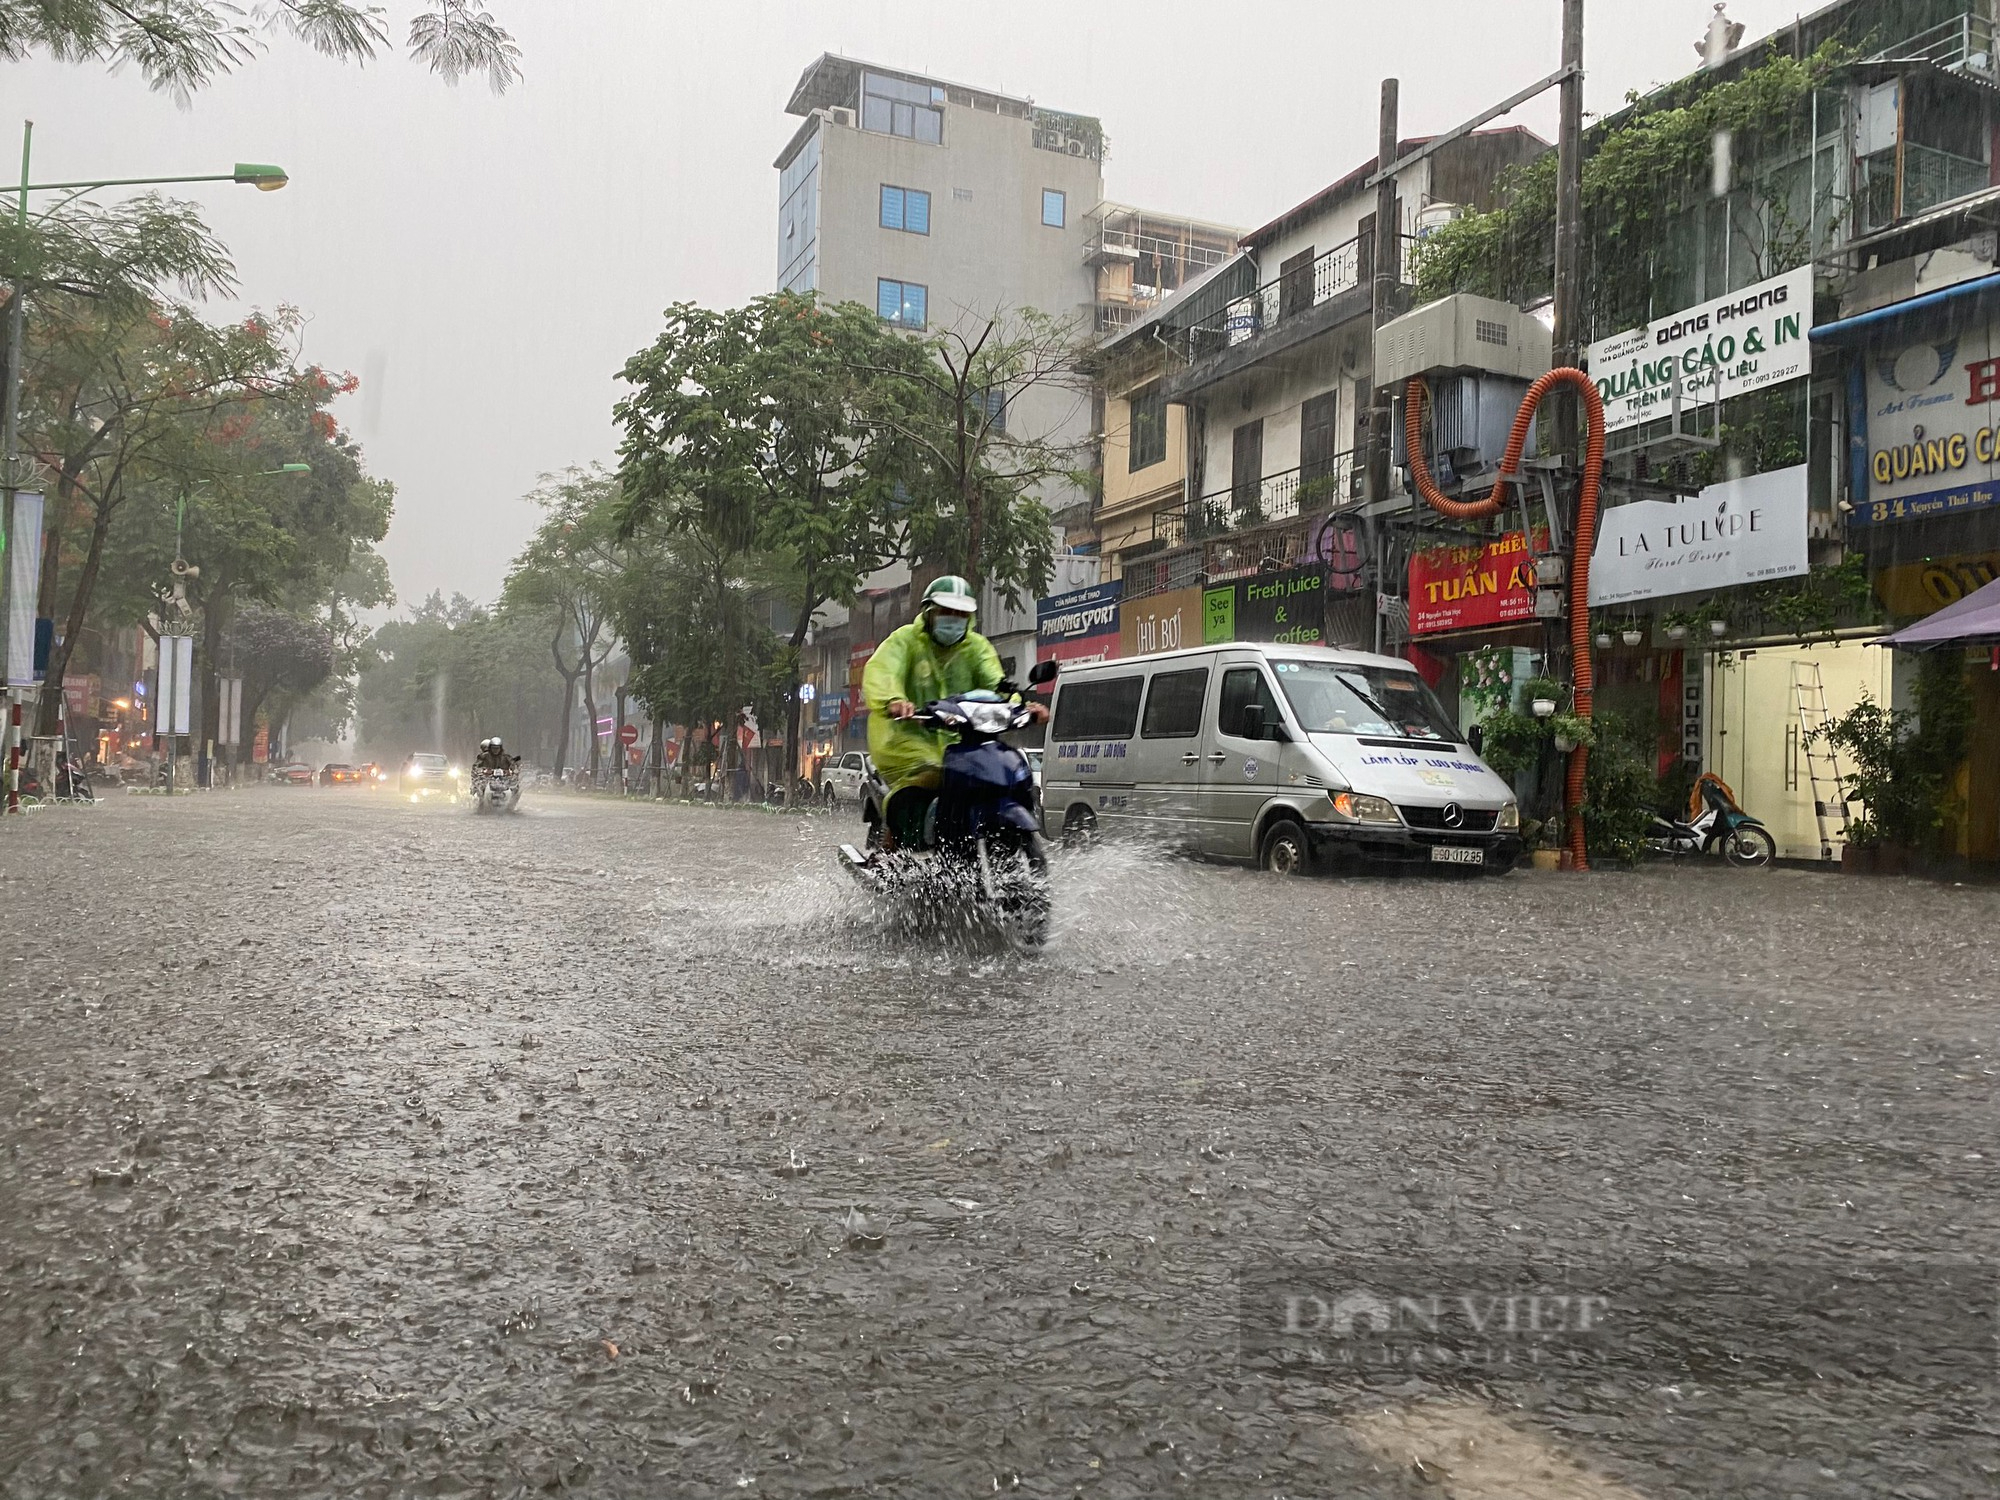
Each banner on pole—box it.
[156,636,194,736]
[5,492,44,687]
[220,676,242,746]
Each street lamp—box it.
[1,123,290,813]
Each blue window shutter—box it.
[880,185,903,231]
[877,279,901,320]
[907,189,930,235]
[904,283,927,327]
[1043,189,1065,228]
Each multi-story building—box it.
[772,55,1109,767]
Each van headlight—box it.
[1330,791,1400,825]
[1497,802,1520,830]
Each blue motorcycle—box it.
[842,663,1057,946]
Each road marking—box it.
[1346,1401,1650,1500]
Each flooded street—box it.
[2,791,1995,1498]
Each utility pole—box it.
[1368,78,1400,652]
[1552,0,1586,453]
[1367,77,1401,508]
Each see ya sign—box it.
[1586,267,1812,433]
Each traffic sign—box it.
[618,723,640,747]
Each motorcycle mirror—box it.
[1028,660,1059,686]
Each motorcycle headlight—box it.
[1330,791,1401,825]
[1496,802,1520,830]
[965,702,1014,735]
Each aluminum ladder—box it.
[1792,661,1852,861]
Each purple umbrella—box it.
[1875,575,2000,650]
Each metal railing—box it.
[1151,457,1359,548]
[1867,11,1997,81]
[1167,237,1404,363]
[1860,141,1991,233]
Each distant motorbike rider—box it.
[472,737,517,774]
[862,575,1044,851]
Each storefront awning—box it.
[1810,269,2000,345]
[1874,576,2000,649]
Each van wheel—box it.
[1260,819,1311,875]
[1061,807,1097,850]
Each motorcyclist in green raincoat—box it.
[863,575,1040,849]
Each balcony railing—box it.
[1860,141,1992,233]
[1151,457,1359,547]
[1867,11,1997,83]
[1167,237,1397,364]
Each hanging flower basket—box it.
[1554,733,1578,753]
[1709,618,1729,638]
[1665,623,1688,642]
[1531,696,1557,718]
[1593,631,1613,650]
[1621,627,1644,647]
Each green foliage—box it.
[356,592,569,762]
[1580,712,1659,866]
[1813,655,1975,849]
[0,0,521,99]
[1413,42,1846,324]
[1477,707,1547,781]
[1457,644,1514,718]
[1746,552,1876,642]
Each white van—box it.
[1041,643,1521,873]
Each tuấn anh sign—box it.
[1408,531,1541,636]
[1587,266,1812,434]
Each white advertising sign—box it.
[1586,266,1813,433]
[4,491,44,687]
[1588,464,1809,607]
[155,635,194,736]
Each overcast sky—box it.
[5,0,1818,609]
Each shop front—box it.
[1810,284,2000,865]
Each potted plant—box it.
[1662,609,1692,642]
[1812,658,1972,875]
[1620,619,1645,647]
[1521,673,1563,721]
[1530,814,1563,872]
[1708,617,1729,639]
[1550,711,1597,755]
[1591,615,1614,650]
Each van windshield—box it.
[1271,661,1460,742]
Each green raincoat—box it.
[862,619,1005,792]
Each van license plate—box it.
[1430,845,1485,866]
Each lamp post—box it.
[1,122,288,813]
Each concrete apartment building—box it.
[771,55,1108,765]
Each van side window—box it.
[1218,667,1278,737]
[1141,669,1208,738]
[1051,676,1144,741]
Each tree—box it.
[502,468,622,779]
[1,1,521,99]
[23,301,317,732]
[855,306,1085,606]
[616,293,920,791]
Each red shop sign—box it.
[1407,531,1541,636]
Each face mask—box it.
[929,612,969,645]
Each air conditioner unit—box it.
[1374,292,1551,386]
[828,106,857,128]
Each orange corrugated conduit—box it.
[1403,370,1606,871]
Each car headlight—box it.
[1330,791,1400,825]
[1496,802,1520,830]
[448,764,461,778]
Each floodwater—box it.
[1,790,1995,1497]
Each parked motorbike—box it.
[840,663,1057,947]
[1646,773,1776,868]
[470,764,521,814]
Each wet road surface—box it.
[2,790,1996,1498]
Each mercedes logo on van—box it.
[1441,802,1464,829]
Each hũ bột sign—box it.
[1586,266,1811,434]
